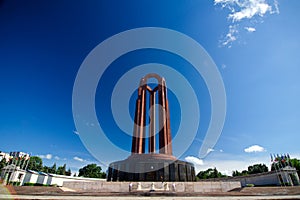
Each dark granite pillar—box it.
[149,91,156,153]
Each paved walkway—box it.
[1,195,300,200]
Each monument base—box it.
[107,154,196,182]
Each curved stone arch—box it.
[141,73,164,92]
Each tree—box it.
[66,168,71,176]
[289,158,300,177]
[232,164,268,177]
[78,164,106,178]
[49,163,57,174]
[0,158,7,171]
[248,164,268,174]
[197,168,227,179]
[27,156,43,171]
[42,166,50,173]
[232,170,248,177]
[57,164,66,175]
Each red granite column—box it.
[165,92,173,155]
[158,79,167,154]
[138,85,146,153]
[158,79,173,155]
[131,86,142,154]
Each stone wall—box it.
[229,169,299,187]
[63,181,241,193]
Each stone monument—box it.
[107,73,195,182]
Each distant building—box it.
[0,166,105,186]
[0,152,10,162]
[9,151,30,160]
[0,165,27,185]
[210,166,300,187]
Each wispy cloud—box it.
[73,130,79,135]
[214,0,279,47]
[229,1,272,22]
[38,154,52,160]
[206,148,224,154]
[245,26,256,32]
[244,145,266,153]
[73,156,85,162]
[54,156,60,160]
[222,25,238,48]
[185,156,204,166]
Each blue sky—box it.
[1,0,300,175]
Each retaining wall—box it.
[63,181,241,193]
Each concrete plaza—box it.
[1,194,300,200]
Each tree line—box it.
[0,156,106,179]
[197,158,300,180]
[20,156,72,176]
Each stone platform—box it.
[62,181,242,193]
[107,154,195,182]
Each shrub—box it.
[8,181,20,186]
[23,182,49,186]
[23,182,35,186]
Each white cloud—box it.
[214,0,279,47]
[222,25,238,47]
[207,148,215,154]
[245,26,256,32]
[244,145,266,153]
[54,156,60,160]
[228,0,272,22]
[73,156,85,162]
[73,130,79,135]
[38,154,52,160]
[185,156,204,166]
[273,0,279,14]
[215,0,278,22]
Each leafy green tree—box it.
[49,163,57,174]
[197,168,227,179]
[78,164,106,178]
[233,164,268,177]
[0,158,7,171]
[66,168,71,176]
[42,166,50,173]
[232,170,248,177]
[27,156,43,171]
[248,164,268,174]
[289,158,300,177]
[57,164,66,175]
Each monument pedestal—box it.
[107,154,195,182]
